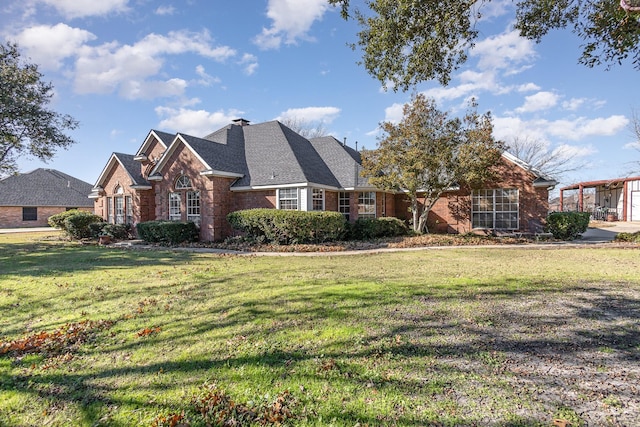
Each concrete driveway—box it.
[580,221,640,243]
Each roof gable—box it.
[0,168,94,207]
[134,129,174,159]
[501,151,557,187]
[93,152,151,190]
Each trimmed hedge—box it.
[227,209,347,244]
[349,217,410,240]
[136,221,199,245]
[545,212,590,240]
[49,210,104,240]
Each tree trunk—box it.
[417,197,440,234]
[411,198,420,232]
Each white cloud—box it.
[493,115,630,142]
[38,0,129,18]
[254,0,331,49]
[517,83,541,92]
[120,78,188,100]
[383,103,404,124]
[239,53,258,75]
[74,30,236,99]
[155,5,176,15]
[552,143,597,158]
[515,91,559,113]
[277,106,340,123]
[155,106,244,136]
[471,29,537,72]
[624,141,640,150]
[562,98,586,111]
[13,23,96,70]
[194,65,221,86]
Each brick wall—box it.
[393,158,551,233]
[0,206,93,228]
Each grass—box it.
[1,231,639,426]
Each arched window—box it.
[169,175,200,225]
[175,175,192,190]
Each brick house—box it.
[0,168,94,228]
[90,119,556,241]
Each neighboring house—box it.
[559,176,640,222]
[90,119,557,241]
[0,168,94,228]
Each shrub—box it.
[545,212,590,240]
[349,217,410,240]
[48,209,85,229]
[614,231,640,243]
[63,211,105,240]
[227,209,347,244]
[89,222,131,240]
[136,221,199,245]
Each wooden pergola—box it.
[560,176,640,221]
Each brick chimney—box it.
[232,118,250,126]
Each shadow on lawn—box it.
[1,247,639,425]
[0,241,197,277]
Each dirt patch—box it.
[412,284,640,425]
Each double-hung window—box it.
[114,185,124,224]
[278,188,298,210]
[125,196,133,224]
[312,188,324,211]
[339,192,350,221]
[186,191,201,225]
[472,189,519,229]
[168,192,181,221]
[357,191,376,219]
[106,197,113,223]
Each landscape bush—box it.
[348,217,410,240]
[136,221,199,245]
[48,209,85,229]
[88,222,131,240]
[545,212,590,240]
[227,209,347,244]
[49,210,104,239]
[614,231,640,243]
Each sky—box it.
[1,0,639,191]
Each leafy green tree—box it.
[361,93,504,233]
[0,42,78,176]
[329,0,640,90]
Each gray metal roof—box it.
[0,168,94,207]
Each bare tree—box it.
[506,136,588,182]
[279,117,329,139]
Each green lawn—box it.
[1,232,639,426]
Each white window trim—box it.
[311,188,325,211]
[277,188,300,210]
[358,191,376,219]
[168,192,181,221]
[471,188,519,230]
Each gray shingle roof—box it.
[309,136,371,188]
[235,121,340,188]
[112,153,151,187]
[150,130,175,146]
[0,168,94,207]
